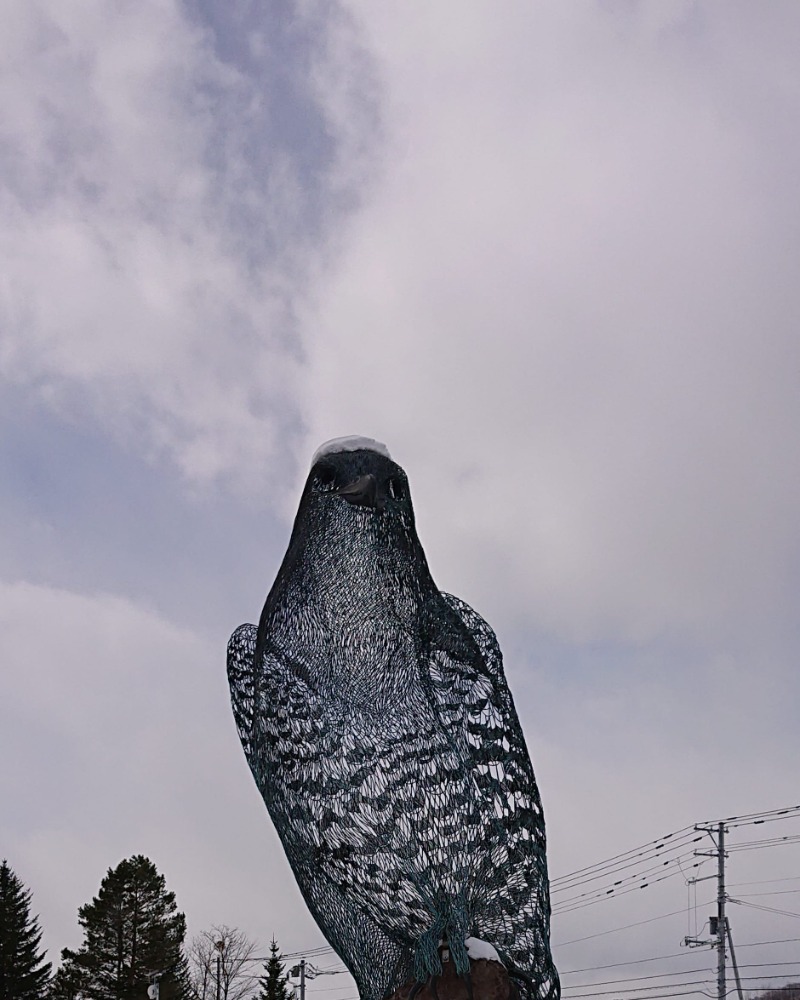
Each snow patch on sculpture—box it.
[311,436,392,466]
[465,938,504,965]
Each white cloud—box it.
[0,579,328,960]
[299,2,800,648]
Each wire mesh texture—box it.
[227,443,559,1000]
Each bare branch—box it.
[187,926,257,1000]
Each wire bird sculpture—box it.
[227,437,559,1000]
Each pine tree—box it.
[257,941,291,1000]
[48,961,84,1000]
[0,860,51,1000]
[53,856,188,1000]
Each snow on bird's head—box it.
[311,436,392,467]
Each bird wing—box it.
[423,592,558,998]
[227,622,436,996]
[227,623,259,762]
[227,623,334,820]
[425,592,547,855]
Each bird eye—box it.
[316,466,336,490]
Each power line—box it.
[735,890,800,898]
[731,975,800,983]
[553,838,705,893]
[728,898,800,921]
[565,966,800,995]
[735,962,800,970]
[561,951,717,976]
[728,877,800,889]
[552,828,698,890]
[305,987,354,994]
[713,805,800,829]
[727,835,800,853]
[282,948,336,960]
[554,845,706,901]
[246,948,336,963]
[560,941,800,988]
[553,850,699,900]
[727,991,800,997]
[563,985,710,999]
[555,900,715,946]
[554,854,706,915]
[549,802,800,940]
[736,937,800,948]
[563,967,714,989]
[552,827,697,882]
[553,803,800,894]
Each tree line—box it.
[0,858,292,1000]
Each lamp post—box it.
[214,939,225,1000]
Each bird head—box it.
[308,436,410,517]
[258,436,438,687]
[274,436,432,601]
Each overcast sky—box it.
[2,3,800,998]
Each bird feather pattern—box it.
[227,442,559,1000]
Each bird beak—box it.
[335,474,381,509]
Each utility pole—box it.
[716,822,726,1000]
[289,956,344,1000]
[684,822,728,1000]
[289,960,306,1000]
[725,918,745,1000]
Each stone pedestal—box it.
[388,957,519,1000]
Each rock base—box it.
[388,958,519,1000]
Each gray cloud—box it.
[0,0,381,491]
[2,0,800,989]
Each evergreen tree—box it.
[0,861,51,1000]
[54,856,188,1000]
[257,941,291,1000]
[48,961,84,1000]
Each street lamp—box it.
[214,940,225,1000]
